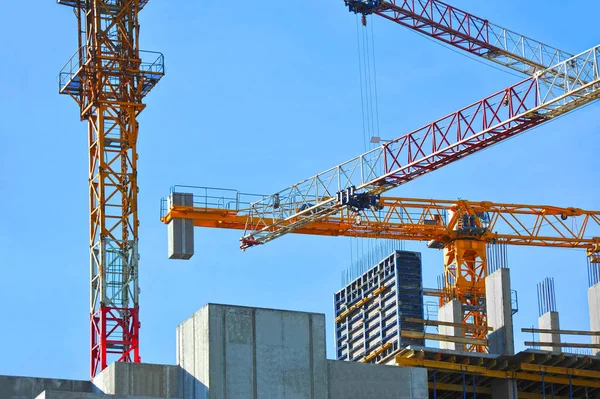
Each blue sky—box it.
[0,0,599,380]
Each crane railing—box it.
[58,0,150,11]
[162,187,600,252]
[240,45,600,249]
[345,0,574,78]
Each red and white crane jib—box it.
[345,0,573,77]
[240,45,600,249]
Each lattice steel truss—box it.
[234,45,600,354]
[345,0,574,79]
[58,0,164,377]
[240,46,600,249]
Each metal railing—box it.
[59,46,87,93]
[59,47,165,94]
[58,0,150,10]
[161,186,267,220]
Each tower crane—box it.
[161,46,600,353]
[344,0,573,79]
[240,45,600,250]
[161,186,600,352]
[160,4,599,354]
[58,0,164,377]
[223,44,600,352]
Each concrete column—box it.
[588,282,600,356]
[485,268,514,355]
[491,379,517,399]
[438,299,463,352]
[538,311,561,353]
[168,192,194,260]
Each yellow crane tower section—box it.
[58,0,164,377]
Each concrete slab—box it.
[35,391,161,399]
[538,311,561,353]
[589,283,600,356]
[486,268,515,355]
[168,193,194,260]
[0,376,91,399]
[92,363,181,398]
[327,360,428,399]
[438,300,464,352]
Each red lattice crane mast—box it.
[58,0,164,377]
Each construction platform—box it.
[392,347,600,399]
[3,303,600,399]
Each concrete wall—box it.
[177,304,328,399]
[327,360,427,399]
[589,283,600,356]
[538,311,561,353]
[176,303,427,399]
[438,300,463,352]
[486,268,515,355]
[0,376,91,399]
[92,363,181,398]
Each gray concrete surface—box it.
[438,299,464,352]
[177,303,328,399]
[486,268,515,355]
[538,311,561,353]
[0,376,91,399]
[92,363,181,398]
[35,391,163,399]
[589,283,600,356]
[327,360,427,399]
[4,303,429,399]
[168,193,194,260]
[491,379,517,399]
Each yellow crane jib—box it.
[161,187,600,260]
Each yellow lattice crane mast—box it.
[161,188,600,352]
[58,0,164,377]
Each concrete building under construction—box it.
[4,0,600,398]
[4,249,600,398]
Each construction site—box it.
[2,0,600,398]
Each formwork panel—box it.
[334,251,424,363]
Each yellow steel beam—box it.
[400,331,489,347]
[520,363,600,379]
[524,341,600,349]
[396,357,488,373]
[335,285,387,323]
[428,382,491,395]
[395,357,600,388]
[404,317,493,331]
[427,382,577,399]
[361,342,392,363]
[522,328,600,336]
